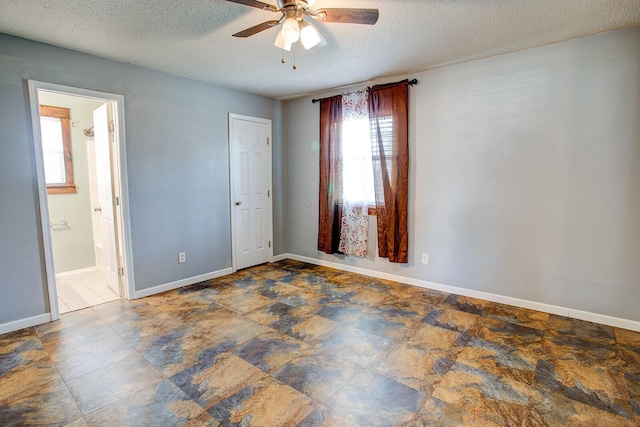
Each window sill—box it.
[47,185,77,195]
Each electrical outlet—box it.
[178,252,186,263]
[421,253,429,264]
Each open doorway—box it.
[28,81,133,320]
[39,92,119,313]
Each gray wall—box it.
[283,27,640,322]
[0,34,283,324]
[39,92,103,273]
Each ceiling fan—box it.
[226,0,379,53]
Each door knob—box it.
[235,201,242,206]
[94,206,102,212]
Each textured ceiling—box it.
[1,1,639,99]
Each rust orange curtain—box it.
[368,80,409,263]
[318,95,343,254]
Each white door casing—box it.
[28,80,134,321]
[229,114,273,271]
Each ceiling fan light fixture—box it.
[274,29,292,51]
[281,17,300,44]
[300,21,321,49]
[226,0,379,67]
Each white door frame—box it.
[228,113,273,272]
[28,80,135,320]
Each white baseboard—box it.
[132,268,233,299]
[0,313,52,335]
[566,308,640,331]
[280,253,640,332]
[55,266,97,278]
[6,256,635,336]
[272,254,288,262]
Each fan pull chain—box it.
[281,49,285,64]
[292,44,297,70]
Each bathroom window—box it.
[40,105,76,194]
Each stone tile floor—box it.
[0,260,638,426]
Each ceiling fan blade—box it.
[224,0,277,12]
[316,8,379,25]
[232,20,280,37]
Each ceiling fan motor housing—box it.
[278,0,312,10]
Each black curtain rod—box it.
[311,79,418,103]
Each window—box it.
[369,115,393,208]
[341,116,394,216]
[341,90,376,215]
[39,105,76,194]
[318,80,409,262]
[341,116,375,204]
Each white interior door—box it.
[230,114,272,270]
[94,103,119,294]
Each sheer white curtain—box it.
[338,89,374,257]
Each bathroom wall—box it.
[39,92,104,273]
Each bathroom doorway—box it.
[29,81,133,319]
[40,92,120,312]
